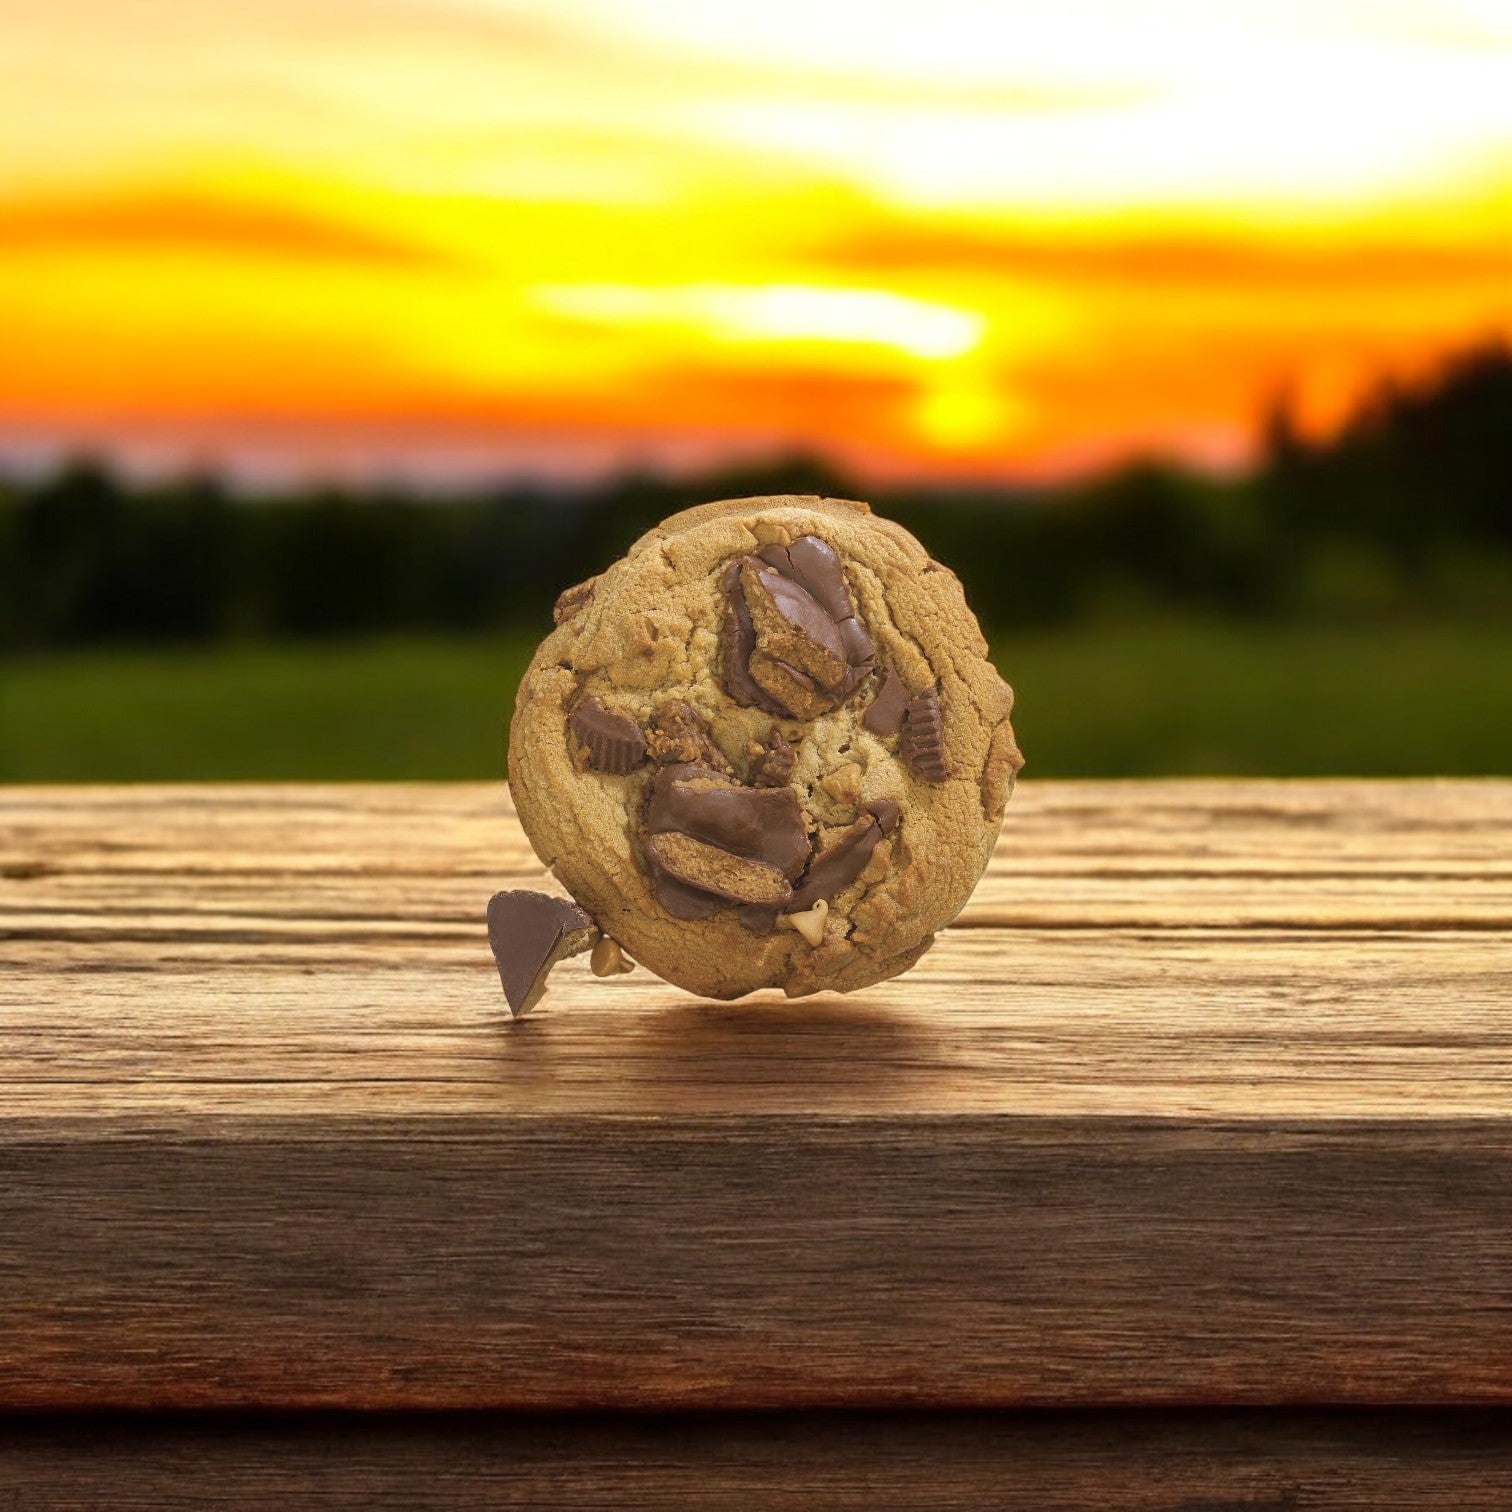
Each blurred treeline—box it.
[2,342,1509,648]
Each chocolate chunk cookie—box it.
[508,495,1022,999]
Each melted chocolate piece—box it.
[749,725,795,787]
[900,687,949,783]
[486,890,596,1016]
[721,535,873,715]
[738,799,901,934]
[571,697,648,774]
[862,667,909,737]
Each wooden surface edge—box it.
[4,1114,1510,1411]
[4,1409,1511,1509]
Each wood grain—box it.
[4,1411,1512,1510]
[2,780,1510,1410]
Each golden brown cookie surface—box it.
[508,495,1021,999]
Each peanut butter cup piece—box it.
[741,559,848,690]
[901,687,950,783]
[645,832,794,906]
[722,535,872,716]
[571,696,648,774]
[647,699,731,772]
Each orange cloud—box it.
[0,192,457,268]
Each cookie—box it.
[508,495,1022,1000]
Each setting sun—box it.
[3,0,1510,482]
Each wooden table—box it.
[3,779,1510,1507]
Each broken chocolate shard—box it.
[749,725,795,788]
[862,667,909,737]
[486,890,597,1017]
[571,697,648,774]
[900,687,950,783]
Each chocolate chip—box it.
[571,697,648,774]
[721,535,873,717]
[486,890,597,1016]
[900,686,949,783]
[749,725,795,787]
[862,667,909,737]
[552,578,596,625]
[739,798,901,933]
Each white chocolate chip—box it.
[782,897,829,947]
[590,936,635,977]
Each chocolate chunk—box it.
[739,798,901,933]
[862,667,909,737]
[571,697,648,774]
[901,687,949,783]
[486,890,597,1017]
[553,578,596,625]
[645,832,794,905]
[644,763,810,878]
[648,700,731,772]
[720,535,873,717]
[749,725,795,788]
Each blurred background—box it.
[2,0,1509,781]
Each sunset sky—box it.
[3,0,1511,484]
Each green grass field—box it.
[3,621,1509,782]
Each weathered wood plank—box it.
[3,928,1510,1116]
[5,780,1509,931]
[1,780,1509,1410]
[3,1115,1512,1409]
[4,1410,1512,1510]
